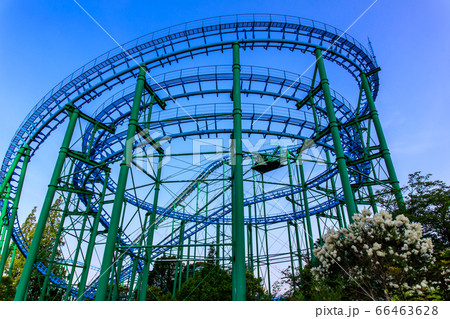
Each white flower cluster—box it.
[312,210,437,299]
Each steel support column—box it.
[360,72,405,209]
[77,171,110,300]
[139,154,163,301]
[95,66,147,300]
[231,42,246,301]
[0,147,30,286]
[15,106,79,301]
[314,48,358,222]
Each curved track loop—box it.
[0,14,379,299]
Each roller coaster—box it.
[0,14,403,300]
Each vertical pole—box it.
[286,153,297,278]
[77,171,110,299]
[139,153,163,301]
[231,42,246,301]
[0,146,27,196]
[39,194,71,300]
[0,186,11,251]
[261,175,271,295]
[127,211,149,301]
[295,161,310,259]
[16,107,79,300]
[64,199,91,300]
[0,147,30,286]
[247,206,254,272]
[172,220,185,296]
[325,150,345,228]
[360,72,404,209]
[8,244,17,276]
[314,48,358,222]
[298,154,316,262]
[251,159,261,280]
[204,183,208,260]
[112,249,125,301]
[95,66,147,301]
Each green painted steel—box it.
[0,148,30,286]
[64,198,91,300]
[314,48,358,223]
[0,146,28,196]
[95,66,147,301]
[231,42,246,301]
[139,154,163,301]
[298,154,316,262]
[360,72,405,210]
[8,244,17,277]
[39,193,72,301]
[0,186,11,252]
[15,108,79,301]
[0,16,406,301]
[77,171,110,300]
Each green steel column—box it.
[127,212,149,300]
[325,150,344,228]
[298,155,315,262]
[8,244,17,276]
[216,224,220,265]
[295,162,310,259]
[112,248,125,301]
[286,153,297,278]
[261,175,271,295]
[77,171,110,300]
[360,72,405,209]
[0,186,11,251]
[96,66,147,301]
[222,161,226,268]
[251,159,261,280]
[204,183,209,260]
[0,147,30,287]
[139,154,163,301]
[231,41,246,301]
[0,146,27,196]
[293,222,303,269]
[314,48,358,222]
[16,107,79,300]
[247,206,254,272]
[40,160,76,300]
[172,220,185,295]
[64,199,91,300]
[39,194,71,301]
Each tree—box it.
[3,197,65,300]
[377,172,450,251]
[278,264,345,301]
[147,255,177,296]
[174,247,270,301]
[311,210,442,300]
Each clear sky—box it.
[1,0,449,187]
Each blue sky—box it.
[1,0,449,189]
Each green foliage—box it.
[176,262,232,301]
[377,172,450,252]
[1,197,65,300]
[147,255,177,295]
[146,285,172,301]
[169,247,269,301]
[0,276,15,301]
[279,265,344,301]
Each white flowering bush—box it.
[312,210,439,300]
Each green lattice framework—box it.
[0,14,404,300]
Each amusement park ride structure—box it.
[0,14,403,301]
